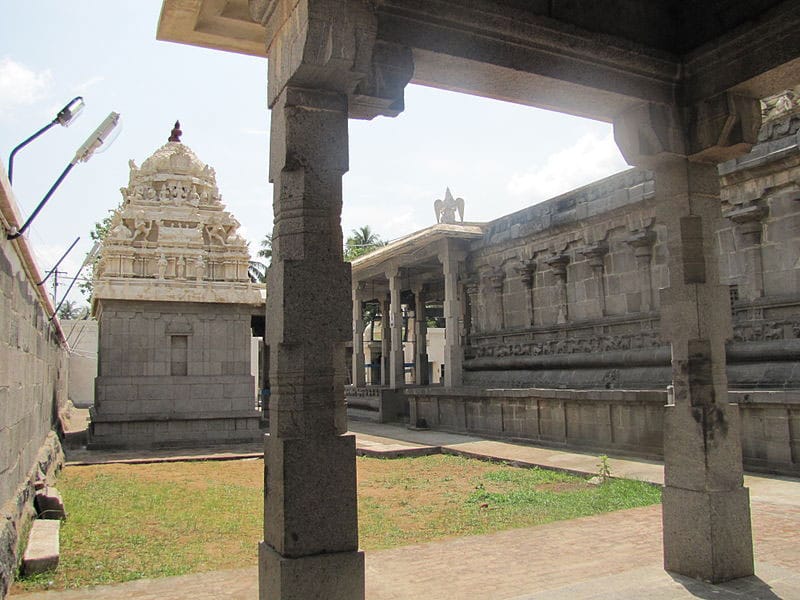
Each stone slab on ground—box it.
[21,520,60,576]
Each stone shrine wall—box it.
[90,300,261,448]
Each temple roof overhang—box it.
[158,0,800,122]
[351,223,484,294]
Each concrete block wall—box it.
[1,167,68,599]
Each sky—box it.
[0,0,629,310]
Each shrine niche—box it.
[89,122,265,449]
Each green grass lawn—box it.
[16,454,661,592]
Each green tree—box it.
[78,211,114,300]
[248,232,272,284]
[57,299,86,320]
[344,226,386,261]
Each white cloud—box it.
[72,75,105,94]
[507,132,629,202]
[0,57,53,115]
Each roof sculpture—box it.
[92,122,261,307]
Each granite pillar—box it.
[352,285,366,387]
[380,295,391,386]
[615,95,760,583]
[387,267,405,388]
[413,284,429,385]
[440,241,464,387]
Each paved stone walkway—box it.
[13,420,800,599]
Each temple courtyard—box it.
[10,421,800,600]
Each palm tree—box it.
[248,232,272,284]
[345,225,385,261]
[57,300,85,320]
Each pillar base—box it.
[662,486,754,583]
[259,542,364,600]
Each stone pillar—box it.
[517,258,537,326]
[351,284,366,387]
[413,284,429,385]
[440,242,464,387]
[379,295,391,386]
[261,83,363,600]
[250,0,412,596]
[615,95,760,583]
[486,266,506,330]
[387,268,405,388]
[626,229,657,313]
[725,200,768,301]
[580,242,608,318]
[546,254,570,324]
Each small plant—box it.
[596,454,612,483]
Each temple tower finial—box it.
[168,120,182,142]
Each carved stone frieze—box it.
[470,329,664,359]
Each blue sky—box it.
[0,0,628,308]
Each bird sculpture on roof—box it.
[434,188,465,224]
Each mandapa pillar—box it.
[387,267,405,389]
[352,284,366,387]
[250,2,412,596]
[261,85,363,600]
[413,284,429,385]
[615,96,761,583]
[439,241,465,387]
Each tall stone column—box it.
[387,267,405,388]
[413,284,429,385]
[725,200,768,301]
[517,258,537,326]
[249,1,412,598]
[440,242,465,387]
[580,242,608,318]
[380,295,391,386]
[486,266,506,330]
[546,254,570,324]
[615,95,760,583]
[626,229,657,313]
[352,284,366,387]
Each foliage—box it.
[15,455,660,592]
[597,455,612,483]
[78,211,114,300]
[344,225,386,261]
[247,232,272,284]
[57,299,86,320]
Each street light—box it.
[6,112,120,240]
[7,96,86,183]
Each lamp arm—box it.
[7,119,58,184]
[6,160,76,240]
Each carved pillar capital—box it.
[251,0,412,118]
[613,93,761,168]
[724,200,768,245]
[579,242,608,271]
[515,258,537,288]
[485,266,505,292]
[545,254,570,282]
[625,229,657,262]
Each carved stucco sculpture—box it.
[93,122,261,307]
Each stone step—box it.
[22,519,60,576]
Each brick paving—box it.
[12,421,800,600]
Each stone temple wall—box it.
[462,113,800,392]
[90,300,260,448]
[0,167,67,598]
